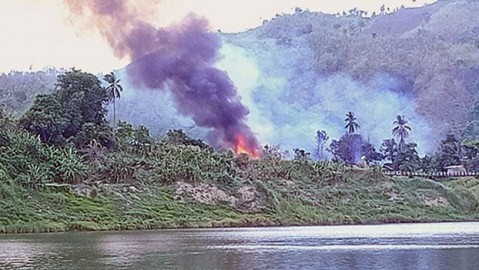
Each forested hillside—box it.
[218,0,479,153]
[0,69,59,116]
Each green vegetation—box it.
[0,69,58,116]
[1,69,479,234]
[393,115,411,149]
[19,69,113,149]
[344,111,360,134]
[324,111,479,174]
[104,72,123,129]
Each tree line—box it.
[312,111,479,173]
[4,68,479,179]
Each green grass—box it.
[1,171,478,234]
[0,183,272,232]
[263,174,479,226]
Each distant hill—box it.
[0,69,59,116]
[3,0,479,154]
[218,0,479,153]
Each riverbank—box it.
[2,171,478,234]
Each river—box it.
[1,222,478,269]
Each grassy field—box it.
[1,170,478,234]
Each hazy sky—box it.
[0,0,436,73]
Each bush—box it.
[0,130,87,187]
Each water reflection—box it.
[0,241,54,269]
[0,223,478,270]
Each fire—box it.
[235,134,260,158]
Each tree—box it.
[361,142,382,164]
[74,122,115,149]
[19,94,67,146]
[56,69,109,130]
[115,121,135,151]
[420,155,436,173]
[462,139,479,172]
[329,134,363,165]
[344,112,360,134]
[462,120,479,140]
[434,134,461,171]
[314,130,329,160]
[21,69,113,148]
[103,72,123,128]
[380,139,420,172]
[392,115,411,149]
[56,70,111,147]
[380,139,398,163]
[133,125,152,154]
[394,143,421,172]
[0,109,16,131]
[462,101,479,140]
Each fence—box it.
[383,171,479,178]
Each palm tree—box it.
[103,72,123,128]
[392,115,411,149]
[344,111,360,134]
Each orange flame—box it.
[235,134,259,158]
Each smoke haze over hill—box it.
[4,0,479,156]
[117,0,479,155]
[216,0,479,154]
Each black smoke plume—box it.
[64,0,259,151]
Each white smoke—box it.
[113,33,433,156]
[216,41,433,155]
